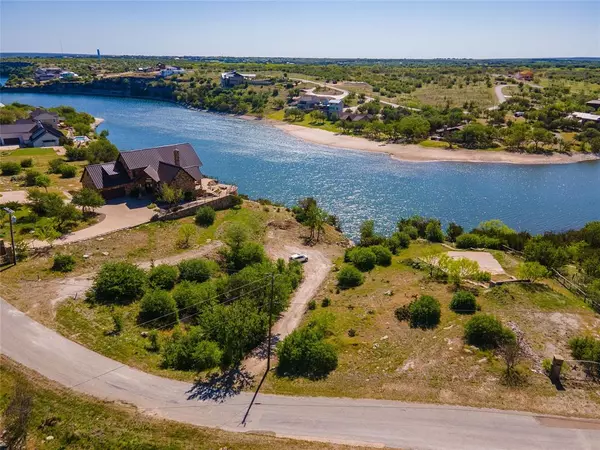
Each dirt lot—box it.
[262,242,600,418]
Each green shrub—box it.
[91,262,147,304]
[337,265,364,289]
[409,295,441,328]
[0,162,21,176]
[177,258,218,283]
[308,299,316,310]
[474,271,492,282]
[65,146,88,161]
[171,280,217,319]
[47,158,66,174]
[51,253,75,272]
[195,206,216,227]
[229,242,266,270]
[456,233,481,249]
[349,247,377,271]
[192,340,223,371]
[321,297,331,307]
[148,330,160,352]
[370,245,392,266]
[139,290,178,327]
[59,164,77,178]
[183,190,194,202]
[19,158,33,168]
[388,232,411,253]
[111,311,124,335]
[162,327,214,370]
[276,326,338,379]
[402,225,419,240]
[148,264,179,290]
[464,315,515,349]
[24,169,42,186]
[568,336,600,377]
[425,222,444,242]
[450,291,478,314]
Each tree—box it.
[24,169,42,186]
[178,258,218,283]
[498,334,526,386]
[159,184,183,207]
[71,188,105,214]
[337,264,364,289]
[224,222,249,253]
[425,221,444,242]
[446,222,464,242]
[277,325,338,379]
[464,315,515,349]
[47,158,66,174]
[409,295,441,329]
[517,261,549,282]
[370,245,392,266]
[34,174,51,192]
[0,161,22,176]
[456,233,481,249]
[86,137,119,164]
[27,189,64,216]
[310,110,327,124]
[530,127,554,152]
[305,204,327,243]
[91,262,147,304]
[349,247,377,271]
[437,254,480,286]
[397,115,430,141]
[177,223,196,248]
[387,231,411,253]
[284,107,305,122]
[195,206,216,227]
[502,123,531,150]
[148,264,179,290]
[524,237,568,269]
[55,203,82,231]
[139,290,179,327]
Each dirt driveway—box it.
[243,245,332,375]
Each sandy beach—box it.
[272,122,600,165]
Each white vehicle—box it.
[289,253,308,263]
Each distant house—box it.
[34,67,63,82]
[81,143,204,200]
[516,70,534,81]
[160,66,185,77]
[59,71,78,79]
[0,121,63,147]
[569,112,600,124]
[339,112,373,122]
[29,108,62,126]
[220,70,255,87]
[586,99,600,110]
[291,95,329,111]
[326,99,344,118]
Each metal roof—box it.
[83,161,131,189]
[118,143,202,171]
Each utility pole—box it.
[3,207,16,266]
[266,272,275,372]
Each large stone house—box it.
[81,143,204,200]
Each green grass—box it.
[268,110,341,133]
[0,358,361,450]
[419,139,449,148]
[3,147,56,156]
[402,82,495,108]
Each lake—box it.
[1,89,599,238]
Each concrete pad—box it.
[447,251,506,275]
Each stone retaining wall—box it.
[153,195,236,221]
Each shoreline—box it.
[269,122,600,165]
[3,87,598,165]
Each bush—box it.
[148,264,179,290]
[569,336,600,377]
[277,326,338,379]
[517,261,550,282]
[473,271,491,282]
[425,222,444,242]
[59,164,77,178]
[183,190,194,202]
[0,162,21,176]
[65,146,87,161]
[195,206,216,227]
[148,330,160,352]
[171,280,217,319]
[337,265,364,289]
[450,291,478,314]
[192,340,223,371]
[139,290,178,327]
[349,247,377,271]
[456,233,481,249]
[464,315,515,349]
[51,253,75,272]
[388,232,411,254]
[308,299,316,310]
[321,297,331,307]
[370,245,392,266]
[401,225,419,240]
[177,258,218,283]
[47,158,66,174]
[24,169,42,186]
[91,262,147,304]
[111,311,124,335]
[409,295,441,329]
[230,242,267,270]
[19,158,33,168]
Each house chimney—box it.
[173,148,180,166]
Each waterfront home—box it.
[327,99,344,118]
[220,70,255,87]
[569,112,600,124]
[34,67,63,82]
[81,143,204,200]
[29,108,62,126]
[339,112,374,122]
[0,121,63,147]
[160,66,185,77]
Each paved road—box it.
[2,298,600,449]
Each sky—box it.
[1,1,599,59]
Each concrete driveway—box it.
[0,190,29,204]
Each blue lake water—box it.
[1,89,599,239]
